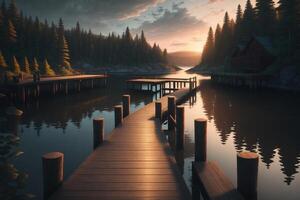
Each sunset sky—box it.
[16,0,279,53]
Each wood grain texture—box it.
[194,161,244,200]
[49,88,192,200]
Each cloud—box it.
[171,42,188,46]
[207,0,224,4]
[134,6,207,51]
[15,0,164,31]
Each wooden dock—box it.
[126,77,197,95]
[49,88,193,200]
[2,75,108,103]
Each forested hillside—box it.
[0,0,168,76]
[199,0,300,71]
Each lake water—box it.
[1,69,300,200]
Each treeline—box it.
[0,0,167,77]
[200,0,300,67]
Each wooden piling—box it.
[194,118,207,162]
[93,118,104,149]
[168,96,176,130]
[176,106,185,150]
[42,152,64,199]
[122,95,130,118]
[237,152,259,200]
[155,101,162,120]
[114,105,123,127]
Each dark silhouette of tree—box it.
[219,12,233,64]
[7,19,17,43]
[11,55,20,74]
[57,19,71,73]
[0,51,8,70]
[255,0,276,37]
[42,59,55,76]
[278,0,300,58]
[240,0,255,43]
[0,1,167,74]
[201,27,215,65]
[214,24,222,65]
[23,56,30,74]
[233,5,243,45]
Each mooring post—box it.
[176,106,185,150]
[237,152,259,200]
[114,105,123,127]
[122,94,130,118]
[168,96,176,130]
[155,101,162,120]
[194,118,207,162]
[93,118,104,149]
[42,152,64,199]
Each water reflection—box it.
[200,80,300,185]
[0,76,156,199]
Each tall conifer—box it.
[11,56,20,74]
[255,0,276,36]
[23,56,30,74]
[0,51,8,70]
[201,27,215,65]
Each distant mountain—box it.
[167,51,201,67]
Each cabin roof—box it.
[254,36,274,54]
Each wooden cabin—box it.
[230,36,276,73]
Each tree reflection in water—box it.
[200,80,300,185]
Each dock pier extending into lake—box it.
[46,87,194,200]
[41,76,259,200]
[1,74,108,103]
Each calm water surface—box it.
[1,69,300,200]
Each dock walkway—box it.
[50,88,192,200]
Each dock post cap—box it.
[114,105,123,108]
[195,118,207,122]
[168,96,176,99]
[237,152,259,160]
[176,105,185,108]
[42,152,64,160]
[123,94,130,97]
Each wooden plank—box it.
[194,161,244,200]
[50,88,193,200]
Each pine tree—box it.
[23,56,30,74]
[255,0,276,37]
[8,0,20,25]
[11,56,20,74]
[201,27,215,65]
[240,0,255,43]
[278,0,300,56]
[57,19,72,73]
[32,57,39,73]
[214,24,222,64]
[7,19,17,43]
[219,12,233,63]
[42,59,55,76]
[234,5,243,44]
[0,51,8,70]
